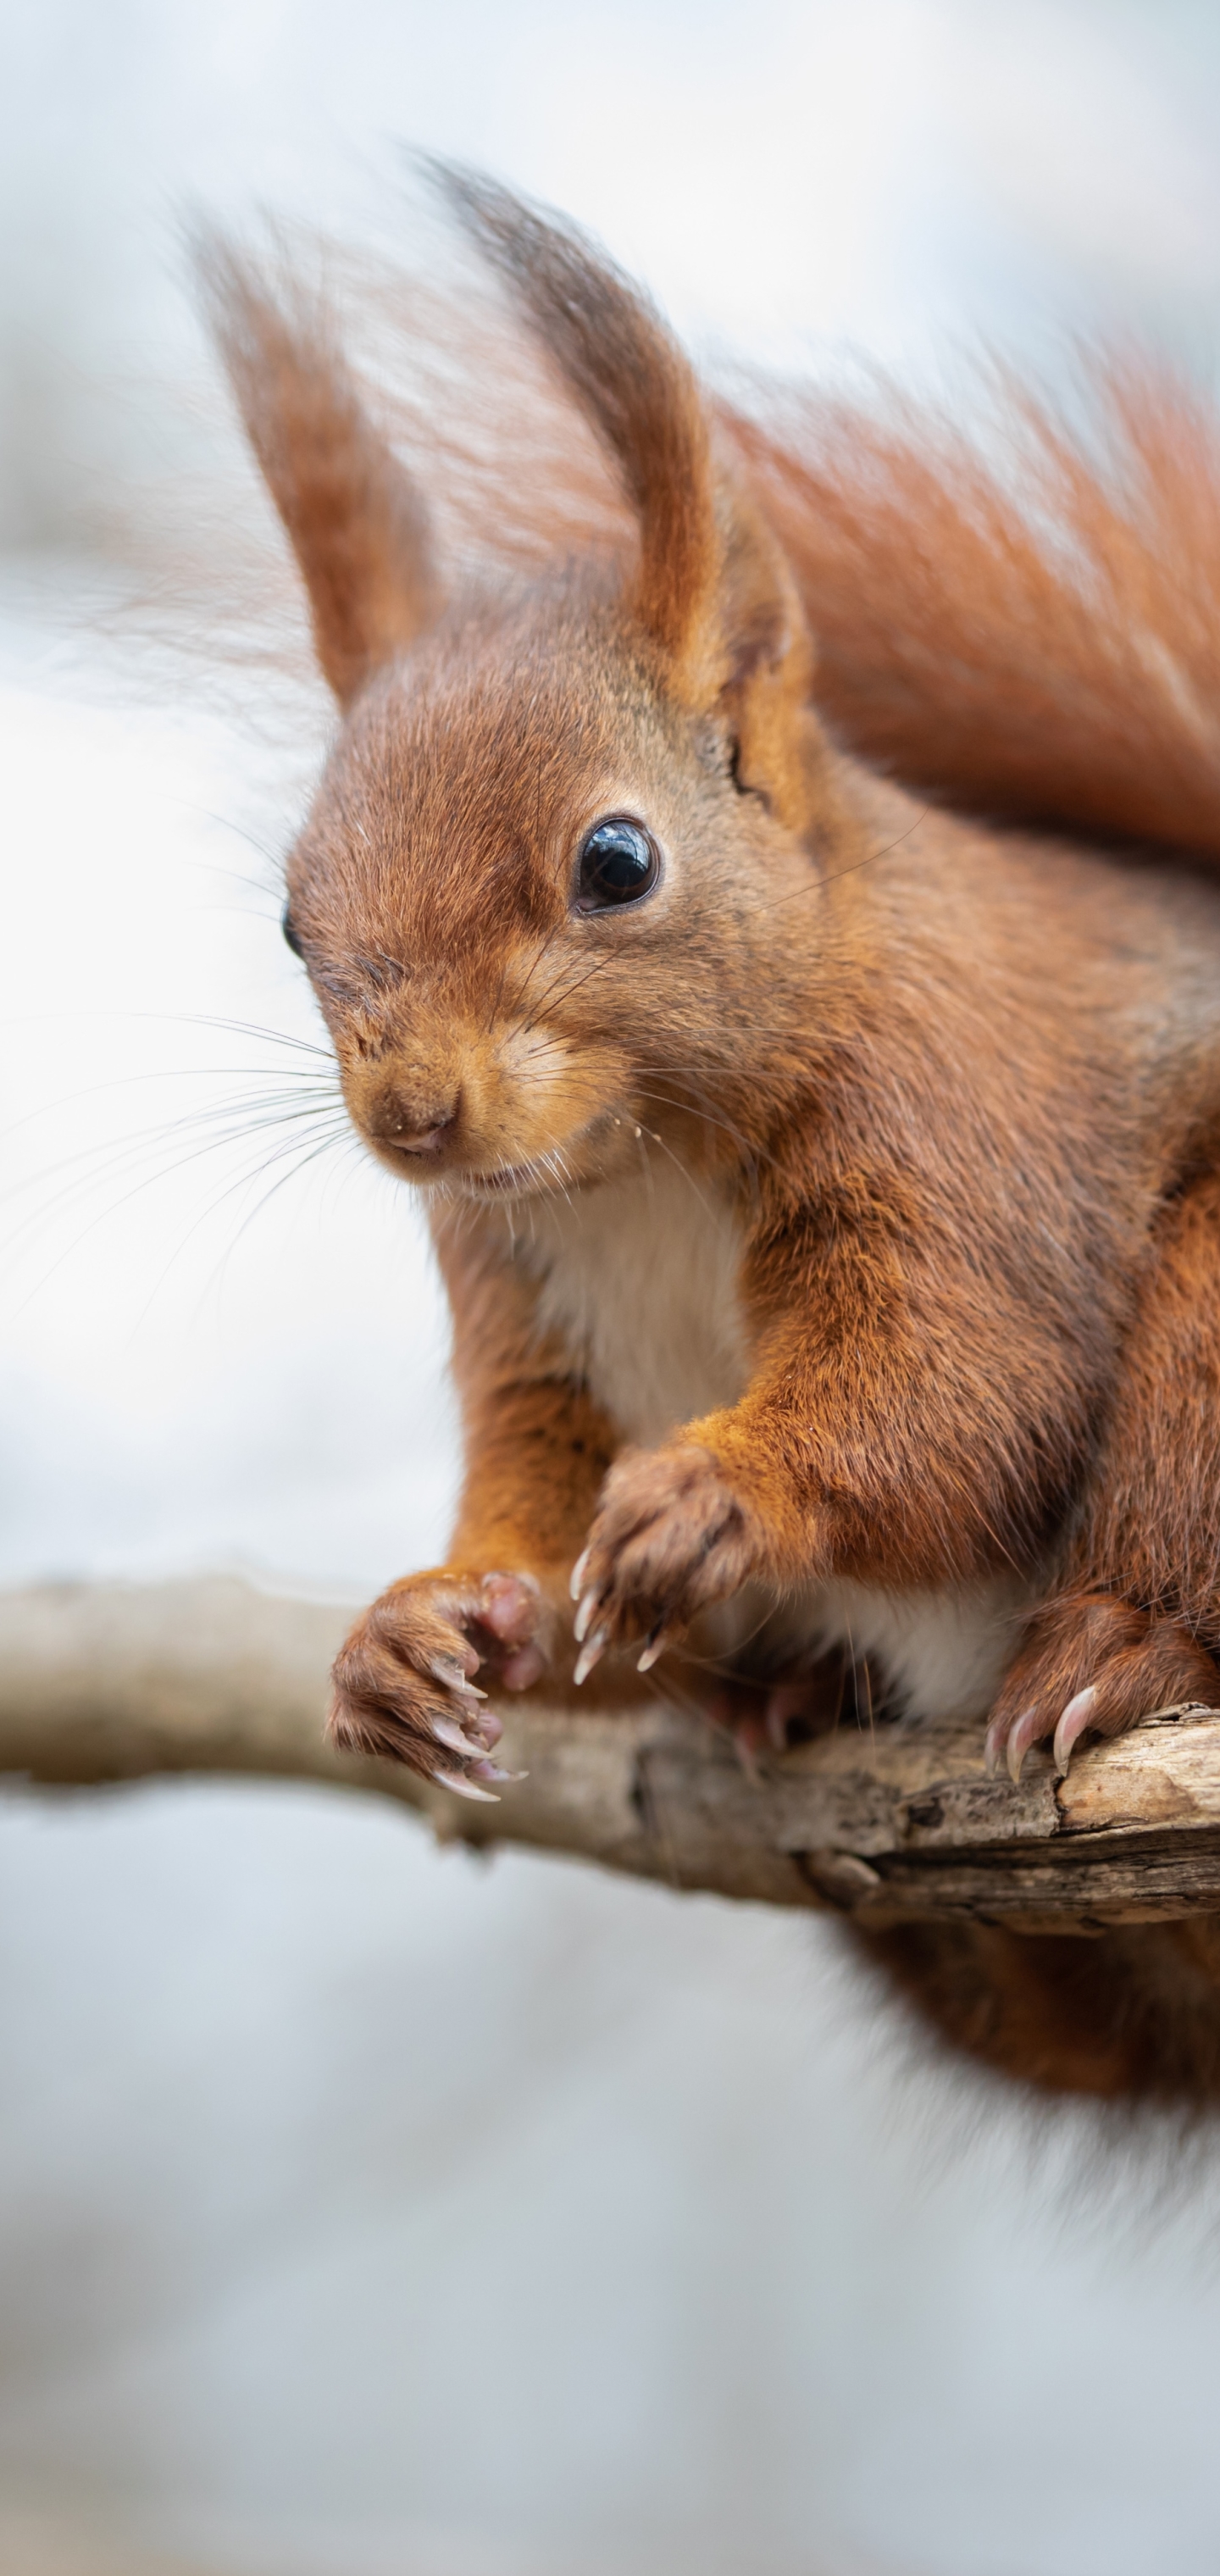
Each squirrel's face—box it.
[214,167,857,1193]
[284,602,836,1202]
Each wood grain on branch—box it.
[2,1577,1220,1933]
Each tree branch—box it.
[2,1576,1219,1932]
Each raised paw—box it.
[569,1442,758,1684]
[329,1568,554,1796]
[984,1590,1220,1783]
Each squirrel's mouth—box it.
[370,1138,575,1200]
[456,1104,646,1202]
[459,1159,566,1201]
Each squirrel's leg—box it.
[985,1170,1220,1780]
[568,1194,1095,1679]
[330,1212,617,1791]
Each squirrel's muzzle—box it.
[374,1108,458,1158]
[361,1086,461,1163]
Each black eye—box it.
[574,817,660,911]
[281,904,305,958]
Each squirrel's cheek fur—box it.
[207,169,1220,2103]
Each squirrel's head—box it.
[207,173,853,1201]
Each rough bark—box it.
[3,1576,1220,1933]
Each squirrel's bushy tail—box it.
[852,1915,1220,2107]
[725,358,1220,856]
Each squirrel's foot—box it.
[328,1569,553,1796]
[569,1442,757,1683]
[984,1590,1220,1783]
[700,1670,838,1778]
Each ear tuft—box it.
[197,234,441,706]
[434,164,724,701]
[434,166,817,787]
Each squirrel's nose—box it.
[386,1115,457,1157]
[374,1095,459,1157]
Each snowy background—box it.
[7,3,1220,2570]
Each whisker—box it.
[0,1064,340,1169]
[5,1077,352,1304]
[502,898,565,1013]
[633,1085,780,1178]
[187,807,286,872]
[772,808,932,910]
[517,942,616,1026]
[624,1115,718,1222]
[126,1124,356,1331]
[3,1091,347,1242]
[0,1007,339,1063]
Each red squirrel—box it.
[205,169,1220,2103]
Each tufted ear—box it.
[438,165,813,751]
[198,238,441,706]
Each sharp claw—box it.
[569,1547,591,1602]
[471,1759,528,1784]
[730,1717,766,1782]
[1053,1685,1099,1775]
[636,1626,669,1674]
[984,1713,1006,1777]
[431,1714,487,1759]
[430,1657,488,1702]
[433,1768,500,1804]
[573,1588,600,1646]
[429,1644,481,1681]
[764,1682,810,1750]
[1005,1703,1043,1785]
[574,1625,609,1686]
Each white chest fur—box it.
[517,1154,1034,1722]
[522,1156,751,1447]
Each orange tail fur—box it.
[724,357,1220,852]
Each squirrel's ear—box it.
[198,239,440,707]
[437,170,814,769]
[713,484,817,824]
[437,168,724,705]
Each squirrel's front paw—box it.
[570,1443,757,1682]
[329,1569,553,1797]
[984,1589,1220,1783]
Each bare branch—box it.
[2,1577,1219,1932]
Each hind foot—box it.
[985,1591,1220,1782]
[699,1650,873,1777]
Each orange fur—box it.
[202,172,1220,2100]
[724,358,1220,852]
[198,240,440,702]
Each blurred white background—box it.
[7,3,1220,2571]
